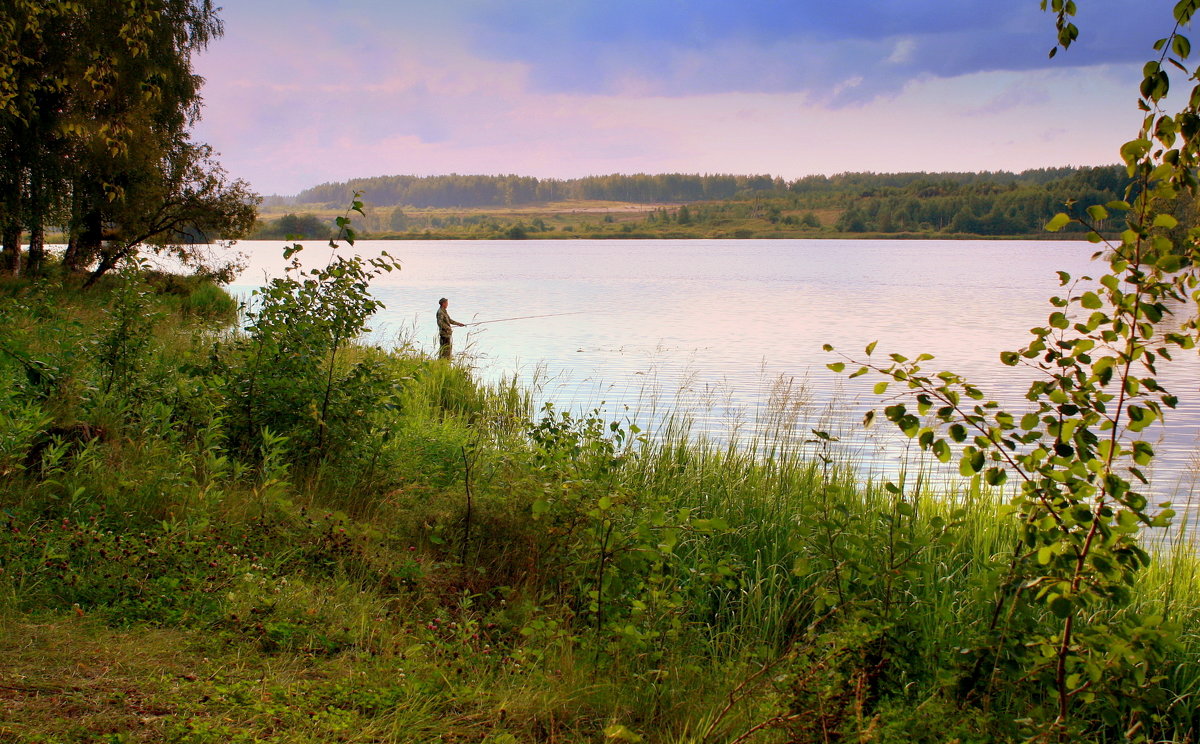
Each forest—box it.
[276,166,1138,238]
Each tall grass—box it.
[2,271,1199,742]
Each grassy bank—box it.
[1,262,1198,743]
[251,202,1080,242]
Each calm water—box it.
[226,238,1200,507]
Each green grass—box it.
[1,269,1198,743]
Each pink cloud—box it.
[190,5,1145,195]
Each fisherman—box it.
[436,297,465,359]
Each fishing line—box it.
[467,311,587,326]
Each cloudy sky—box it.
[190,0,1178,196]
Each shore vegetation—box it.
[1,218,1198,742]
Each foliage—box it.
[0,0,258,282]
[819,3,1200,740]
[93,260,160,396]
[219,197,400,464]
[80,142,259,287]
[295,172,785,208]
[518,403,739,659]
[2,254,1199,741]
[250,212,333,240]
[318,168,1129,222]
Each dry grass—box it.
[0,618,202,742]
[0,616,605,743]
[0,618,455,743]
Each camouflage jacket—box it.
[436,307,460,335]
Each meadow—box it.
[250,200,848,241]
[1,250,1198,744]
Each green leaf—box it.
[932,439,951,463]
[1157,254,1183,272]
[1132,440,1154,466]
[692,517,729,533]
[1153,213,1179,228]
[1119,138,1153,166]
[604,724,644,742]
[959,447,984,476]
[918,429,935,449]
[1045,213,1072,232]
[1176,0,1197,25]
[826,362,845,373]
[873,381,889,395]
[1085,204,1109,221]
[1127,404,1157,432]
[1048,595,1073,618]
[865,340,878,356]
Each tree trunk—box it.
[0,222,22,276]
[63,208,101,273]
[25,169,47,276]
[82,244,127,288]
[26,220,45,275]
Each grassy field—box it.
[1,261,1198,743]
[47,200,1061,244]
[255,200,864,240]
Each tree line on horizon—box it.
[293,172,788,208]
[284,166,1139,237]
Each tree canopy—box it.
[0,0,258,281]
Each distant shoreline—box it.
[36,232,1102,248]
[351,231,1093,241]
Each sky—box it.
[189,0,1180,196]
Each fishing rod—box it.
[467,311,587,326]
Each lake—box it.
[225,238,1200,509]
